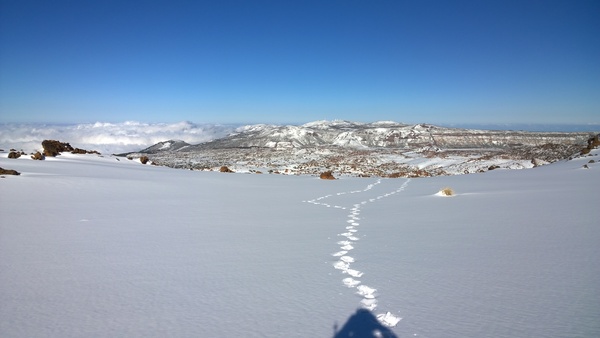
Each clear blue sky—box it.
[1,0,599,125]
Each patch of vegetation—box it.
[440,187,454,196]
[319,171,335,180]
[580,134,600,155]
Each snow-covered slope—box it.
[130,139,191,154]
[1,149,598,337]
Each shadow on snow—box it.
[333,309,398,338]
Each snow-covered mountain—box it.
[179,120,590,149]
[132,140,191,154]
[129,121,597,177]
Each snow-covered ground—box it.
[1,150,599,337]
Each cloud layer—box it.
[0,121,236,155]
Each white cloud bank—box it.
[0,121,237,154]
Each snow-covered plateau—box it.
[1,143,599,337]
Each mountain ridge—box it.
[136,120,591,151]
[126,120,597,177]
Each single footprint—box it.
[357,285,377,299]
[377,312,402,327]
[343,277,361,287]
[334,261,349,270]
[332,250,348,257]
[346,269,363,278]
[340,256,355,263]
[361,298,378,311]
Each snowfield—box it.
[1,150,599,337]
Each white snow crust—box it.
[1,150,599,337]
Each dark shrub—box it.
[320,171,335,180]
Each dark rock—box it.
[219,166,234,173]
[588,134,600,148]
[140,156,150,164]
[31,151,44,160]
[42,140,74,157]
[581,134,600,155]
[8,151,21,159]
[71,148,87,154]
[71,148,100,155]
[0,167,20,175]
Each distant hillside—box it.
[126,120,596,177]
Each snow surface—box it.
[1,151,599,337]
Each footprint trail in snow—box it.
[304,178,410,328]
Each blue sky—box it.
[1,0,599,125]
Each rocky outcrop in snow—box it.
[8,151,22,159]
[31,151,44,160]
[0,167,20,175]
[42,140,74,157]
